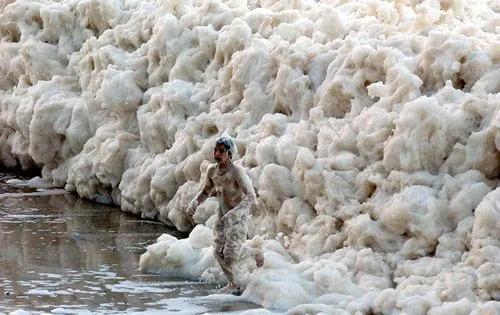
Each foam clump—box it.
[1,0,500,312]
[6,176,54,189]
[139,224,221,281]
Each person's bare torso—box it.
[207,163,246,215]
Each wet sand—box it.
[0,172,259,314]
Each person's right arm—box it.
[187,165,215,217]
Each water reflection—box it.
[0,174,258,314]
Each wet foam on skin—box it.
[1,0,500,313]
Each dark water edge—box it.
[0,165,42,177]
[0,172,260,314]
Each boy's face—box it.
[213,144,230,164]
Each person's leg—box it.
[221,211,248,295]
[218,254,239,294]
[213,216,235,289]
[214,249,233,284]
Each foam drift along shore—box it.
[0,0,499,313]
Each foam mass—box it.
[1,0,499,312]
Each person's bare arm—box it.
[235,165,256,209]
[187,165,215,217]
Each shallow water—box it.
[0,172,259,314]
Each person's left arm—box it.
[235,166,256,210]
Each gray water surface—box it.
[0,172,259,314]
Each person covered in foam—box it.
[187,135,259,295]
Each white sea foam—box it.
[105,280,175,294]
[6,176,55,188]
[0,189,68,198]
[142,297,209,314]
[25,288,72,297]
[1,0,499,312]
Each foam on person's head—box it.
[215,135,236,159]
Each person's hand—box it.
[255,251,264,268]
[186,201,196,218]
